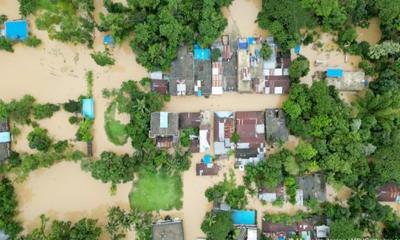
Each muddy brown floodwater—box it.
[0,0,386,239]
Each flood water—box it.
[0,0,384,239]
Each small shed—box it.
[326,68,343,78]
[232,210,256,226]
[203,154,212,165]
[294,44,301,55]
[82,98,94,120]
[103,35,113,46]
[4,20,28,41]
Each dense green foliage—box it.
[63,99,82,113]
[6,95,35,124]
[0,36,14,52]
[180,127,199,147]
[19,0,95,47]
[260,42,273,59]
[21,215,101,240]
[201,211,235,240]
[90,51,115,66]
[106,207,152,240]
[99,0,231,70]
[288,55,310,81]
[76,119,93,142]
[205,175,248,209]
[130,171,183,211]
[329,219,363,239]
[27,127,52,152]
[25,36,42,47]
[0,178,23,239]
[32,103,60,120]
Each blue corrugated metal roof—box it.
[103,35,113,45]
[194,44,211,60]
[4,20,28,41]
[203,154,212,165]
[0,132,10,143]
[160,112,168,128]
[247,37,256,45]
[232,210,256,225]
[327,68,343,78]
[294,44,301,54]
[82,98,94,120]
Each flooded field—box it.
[0,0,387,239]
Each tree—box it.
[0,178,23,239]
[289,55,310,81]
[18,0,38,16]
[211,48,221,62]
[7,95,36,124]
[0,36,13,52]
[27,127,52,152]
[0,14,8,25]
[230,131,240,144]
[91,51,115,66]
[63,99,82,113]
[301,0,347,31]
[32,103,60,120]
[260,42,273,59]
[369,41,400,60]
[330,219,363,239]
[201,211,234,240]
[284,176,297,204]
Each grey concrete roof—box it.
[152,220,184,240]
[265,108,289,144]
[297,174,326,202]
[149,112,179,138]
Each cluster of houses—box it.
[150,36,292,97]
[149,108,289,175]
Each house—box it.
[213,112,235,157]
[296,174,326,206]
[149,112,179,148]
[212,62,224,95]
[179,112,211,153]
[265,109,289,144]
[82,98,94,120]
[235,111,266,169]
[326,71,368,91]
[196,154,219,176]
[256,37,290,95]
[377,183,400,203]
[194,44,212,97]
[152,218,184,240]
[167,46,194,96]
[3,20,28,41]
[150,71,169,95]
[0,119,11,164]
[258,184,285,202]
[237,37,263,92]
[262,217,327,240]
[236,226,258,240]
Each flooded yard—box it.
[0,0,386,239]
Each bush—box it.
[284,176,297,204]
[91,51,115,66]
[68,115,80,125]
[27,127,52,152]
[272,196,284,207]
[63,99,81,113]
[180,128,199,147]
[211,48,221,62]
[32,103,60,120]
[7,95,36,124]
[53,140,69,153]
[0,36,14,52]
[260,43,273,59]
[0,178,23,238]
[86,71,94,97]
[0,14,7,25]
[18,0,38,16]
[76,119,93,142]
[25,35,42,47]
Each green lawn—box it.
[104,102,128,145]
[130,172,183,211]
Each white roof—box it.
[247,228,258,240]
[218,122,225,141]
[256,124,265,134]
[316,225,330,238]
[296,189,304,206]
[214,141,227,155]
[215,111,233,118]
[273,68,283,76]
[212,68,219,75]
[259,192,277,202]
[149,71,163,80]
[274,86,283,94]
[199,129,210,152]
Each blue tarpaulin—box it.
[82,98,94,120]
[203,154,212,165]
[327,68,343,78]
[238,41,248,49]
[232,210,256,225]
[294,44,301,54]
[4,20,28,41]
[247,37,256,45]
[0,132,11,143]
[194,44,211,60]
[103,35,113,45]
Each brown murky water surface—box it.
[0,0,386,239]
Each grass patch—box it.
[105,102,128,146]
[130,171,183,211]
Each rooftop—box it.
[152,220,184,240]
[179,112,202,129]
[297,174,326,204]
[4,20,28,41]
[167,46,194,96]
[326,71,367,91]
[149,112,179,139]
[0,119,10,164]
[377,183,400,202]
[214,112,235,156]
[265,108,289,144]
[235,111,265,150]
[82,98,94,120]
[196,162,219,176]
[151,79,169,95]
